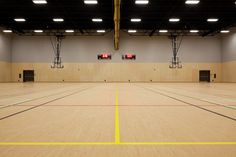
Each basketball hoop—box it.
[169,34,183,69]
[51,35,65,69]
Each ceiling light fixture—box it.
[97,30,106,33]
[34,30,43,33]
[185,0,200,5]
[131,18,142,22]
[92,18,103,22]
[207,18,218,22]
[135,0,149,5]
[190,30,199,33]
[128,30,137,33]
[3,30,12,33]
[159,30,168,33]
[53,18,64,22]
[14,18,26,22]
[169,18,180,22]
[65,30,74,33]
[84,0,98,4]
[220,30,230,33]
[33,0,47,4]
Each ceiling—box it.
[0,0,236,36]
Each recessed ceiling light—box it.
[53,18,64,22]
[159,30,168,33]
[84,0,98,4]
[34,30,43,33]
[65,30,74,33]
[185,0,200,5]
[3,30,12,33]
[33,0,47,4]
[14,18,26,22]
[221,30,230,33]
[135,0,149,5]
[131,18,142,22]
[97,30,106,33]
[207,18,218,22]
[92,18,103,22]
[190,30,199,33]
[169,18,180,22]
[128,30,137,33]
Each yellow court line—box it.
[120,142,236,145]
[115,86,120,144]
[0,142,236,146]
[0,142,114,146]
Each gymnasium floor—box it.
[0,83,236,157]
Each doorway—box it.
[199,70,210,82]
[23,70,34,82]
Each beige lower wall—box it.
[11,63,221,82]
[0,61,11,82]
[222,61,236,83]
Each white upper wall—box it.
[0,32,12,62]
[222,31,236,62]
[11,32,221,63]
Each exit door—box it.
[199,70,210,82]
[23,70,34,82]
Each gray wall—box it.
[222,32,236,62]
[11,32,221,63]
[0,32,12,62]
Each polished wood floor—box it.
[0,83,236,157]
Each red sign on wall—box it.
[98,53,112,60]
[122,54,136,60]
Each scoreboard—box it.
[122,54,136,60]
[98,53,112,60]
[97,53,136,60]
